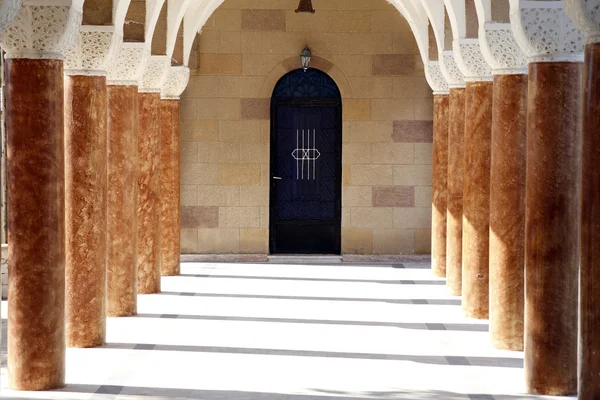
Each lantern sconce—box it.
[300,46,312,71]
[295,0,315,13]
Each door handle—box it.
[273,176,282,180]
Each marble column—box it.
[489,74,527,350]
[446,87,466,296]
[64,75,108,348]
[525,62,582,396]
[432,94,449,278]
[461,81,493,319]
[137,92,161,294]
[5,58,66,390]
[160,99,180,276]
[107,85,138,316]
[579,42,600,399]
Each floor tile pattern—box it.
[1,261,572,399]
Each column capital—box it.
[0,2,82,60]
[65,26,121,76]
[564,0,600,44]
[454,39,493,82]
[161,66,189,100]
[442,50,466,89]
[107,42,150,86]
[510,0,584,63]
[480,23,528,75]
[139,55,170,93]
[0,0,23,31]
[426,61,450,95]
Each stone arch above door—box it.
[259,55,353,100]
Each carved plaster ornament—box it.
[0,0,23,32]
[139,55,171,92]
[564,0,600,43]
[65,26,121,76]
[454,38,493,81]
[0,3,82,59]
[480,23,528,75]
[510,0,584,62]
[441,50,466,88]
[426,61,450,95]
[161,66,190,100]
[107,42,151,86]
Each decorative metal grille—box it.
[272,68,340,99]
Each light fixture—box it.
[300,46,311,71]
[295,0,315,13]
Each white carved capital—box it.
[480,23,528,75]
[426,61,449,95]
[564,0,600,43]
[139,55,171,92]
[441,50,466,88]
[510,1,584,62]
[107,42,150,86]
[65,26,121,76]
[0,0,23,32]
[161,66,190,100]
[454,39,493,81]
[0,3,82,59]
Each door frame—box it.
[269,95,343,255]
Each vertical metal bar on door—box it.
[302,129,305,180]
[296,129,299,180]
[313,128,316,180]
[307,123,310,181]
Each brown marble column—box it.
[525,62,582,396]
[5,59,65,390]
[432,94,449,278]
[107,85,138,316]
[461,81,493,320]
[160,99,180,276]
[489,74,527,350]
[64,75,108,348]
[579,42,600,399]
[138,92,162,293]
[446,87,466,296]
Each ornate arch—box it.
[183,0,432,69]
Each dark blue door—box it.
[270,69,342,254]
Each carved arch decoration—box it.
[390,0,449,94]
[509,0,584,63]
[137,0,193,91]
[564,0,600,43]
[108,0,164,85]
[0,1,84,60]
[166,0,192,59]
[0,0,24,32]
[443,0,492,81]
[420,0,466,88]
[474,0,527,75]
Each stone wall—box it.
[179,0,433,255]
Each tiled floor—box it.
[0,261,573,399]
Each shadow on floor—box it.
[101,343,521,368]
[1,385,556,400]
[179,273,446,285]
[134,313,488,332]
[157,292,463,306]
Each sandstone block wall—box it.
[179,0,433,255]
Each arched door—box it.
[270,68,342,255]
